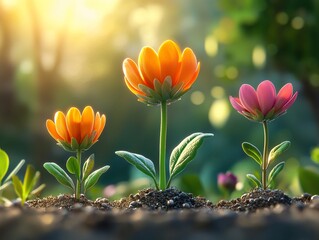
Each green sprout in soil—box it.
[0,149,25,204]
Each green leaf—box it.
[23,165,36,195]
[66,156,81,180]
[246,174,262,188]
[267,162,285,186]
[83,165,110,192]
[82,154,95,181]
[31,184,46,196]
[12,175,23,199]
[268,141,290,164]
[115,151,157,184]
[168,133,213,184]
[298,167,319,195]
[0,149,9,183]
[242,142,262,166]
[311,147,319,164]
[43,162,74,190]
[4,159,25,183]
[26,171,40,197]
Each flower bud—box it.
[218,172,238,193]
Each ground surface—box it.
[2,188,319,240]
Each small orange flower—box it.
[46,106,106,151]
[123,40,200,105]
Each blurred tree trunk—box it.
[0,2,23,127]
[27,0,71,165]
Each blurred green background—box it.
[0,0,318,201]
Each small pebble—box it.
[129,201,141,209]
[302,193,312,200]
[311,195,319,201]
[167,200,175,207]
[182,203,190,209]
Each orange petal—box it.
[46,119,63,141]
[158,40,181,85]
[94,114,106,142]
[93,112,101,135]
[54,111,70,142]
[178,48,199,89]
[66,107,81,144]
[184,62,200,90]
[81,106,94,141]
[123,58,146,88]
[124,77,144,96]
[138,46,161,85]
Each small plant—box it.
[229,80,297,189]
[116,40,213,190]
[44,106,109,200]
[0,149,25,203]
[12,164,45,205]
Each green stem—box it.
[75,150,82,200]
[262,121,269,189]
[159,101,168,190]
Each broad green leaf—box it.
[82,154,95,181]
[311,147,319,164]
[246,174,262,188]
[83,165,110,192]
[66,156,81,180]
[115,151,157,183]
[23,165,36,194]
[4,159,25,183]
[298,167,319,195]
[0,149,9,183]
[43,163,74,190]
[268,141,290,164]
[12,175,23,199]
[169,133,213,183]
[267,162,285,185]
[242,142,262,166]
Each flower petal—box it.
[229,96,246,112]
[184,63,200,90]
[66,107,81,144]
[46,119,63,141]
[274,83,293,110]
[138,46,161,85]
[54,111,70,142]
[178,48,199,88]
[81,106,94,141]
[239,84,259,114]
[278,91,298,114]
[124,77,144,96]
[123,58,146,88]
[158,40,181,85]
[94,114,106,142]
[256,80,276,115]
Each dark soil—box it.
[2,188,319,240]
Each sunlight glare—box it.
[252,45,266,69]
[208,98,230,128]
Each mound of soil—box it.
[2,188,319,240]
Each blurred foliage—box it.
[0,0,318,200]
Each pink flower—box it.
[218,172,238,192]
[229,80,298,122]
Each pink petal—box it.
[274,83,293,110]
[278,91,298,114]
[239,84,259,114]
[229,96,245,112]
[256,80,276,115]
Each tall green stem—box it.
[159,101,168,190]
[75,150,82,200]
[262,121,269,189]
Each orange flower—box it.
[123,40,200,105]
[46,106,106,151]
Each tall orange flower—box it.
[46,106,106,151]
[123,40,200,105]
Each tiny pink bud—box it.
[218,172,238,192]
